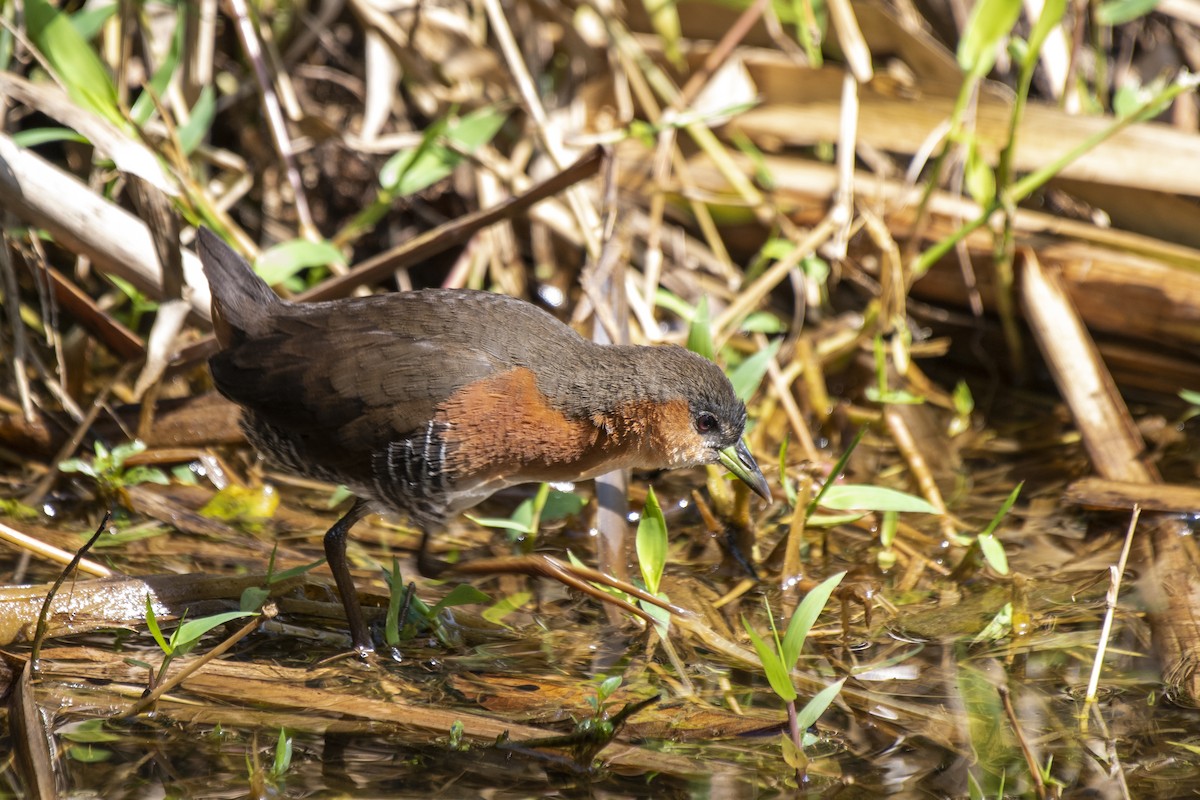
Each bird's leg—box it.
[415,532,689,625]
[323,497,374,653]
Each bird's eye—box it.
[695,412,719,434]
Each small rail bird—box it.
[198,228,769,652]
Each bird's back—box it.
[199,230,594,524]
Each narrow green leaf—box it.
[12,128,90,147]
[239,586,269,612]
[644,0,683,67]
[794,677,846,730]
[67,744,112,763]
[1024,0,1067,70]
[653,287,694,320]
[636,487,668,596]
[973,602,1014,642]
[25,0,122,126]
[778,437,797,508]
[255,239,346,286]
[130,6,185,126]
[740,311,787,334]
[957,0,1022,77]
[640,594,672,638]
[1096,0,1158,25]
[268,558,326,584]
[384,559,404,647]
[818,485,937,514]
[61,719,121,743]
[172,610,256,650]
[380,106,508,196]
[978,533,1009,575]
[686,296,715,361]
[540,489,586,522]
[447,105,509,151]
[177,86,216,155]
[741,617,797,702]
[780,571,845,668]
[145,595,171,655]
[465,514,533,534]
[980,483,1022,538]
[428,584,491,617]
[481,591,531,625]
[509,497,537,537]
[964,139,996,206]
[69,3,117,40]
[272,728,293,777]
[728,339,781,402]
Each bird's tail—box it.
[198,227,283,344]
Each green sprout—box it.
[742,572,847,784]
[59,440,169,498]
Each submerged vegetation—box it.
[2,0,1200,796]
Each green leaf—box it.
[794,677,846,730]
[728,339,781,402]
[778,437,797,508]
[597,675,622,702]
[271,727,293,778]
[172,610,256,651]
[980,483,1021,538]
[67,744,113,763]
[964,139,996,206]
[69,3,117,40]
[1096,0,1158,25]
[644,0,683,67]
[60,719,121,743]
[255,239,347,286]
[653,287,694,320]
[957,0,1022,78]
[780,571,845,668]
[978,533,1009,575]
[818,485,937,514]
[327,485,354,509]
[482,591,531,625]
[11,127,90,147]
[760,237,795,261]
[973,602,1013,642]
[686,296,715,361]
[879,510,899,549]
[240,586,270,612]
[145,594,171,655]
[465,514,533,534]
[741,618,797,701]
[740,311,787,334]
[129,5,185,126]
[269,558,325,584]
[976,483,1020,575]
[381,106,508,196]
[953,380,975,416]
[428,584,491,617]
[57,458,96,478]
[1179,388,1200,407]
[177,86,216,155]
[200,483,279,524]
[640,594,672,638]
[1023,0,1067,70]
[540,489,586,522]
[121,466,170,487]
[25,0,123,127]
[636,487,668,596]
